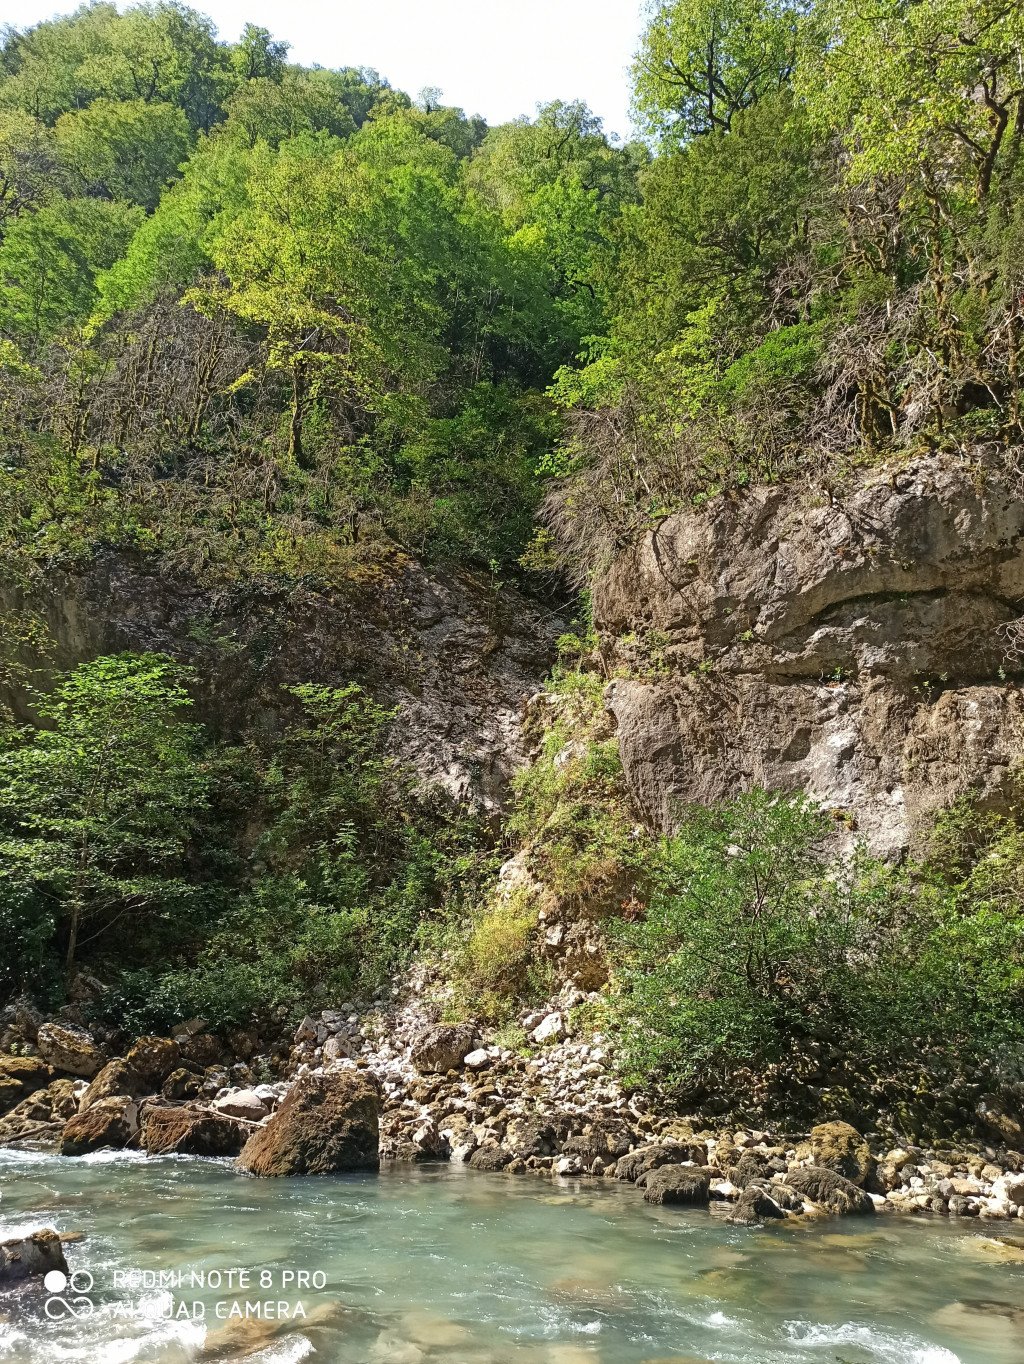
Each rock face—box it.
[4,553,560,817]
[595,456,1024,855]
[238,1072,380,1176]
[35,1023,105,1078]
[0,1229,68,1283]
[141,1104,247,1156]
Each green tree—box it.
[0,653,209,974]
[632,0,804,144]
[54,96,191,208]
[0,195,143,339]
[1,2,226,131]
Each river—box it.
[1,1148,1022,1362]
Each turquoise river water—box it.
[1,1148,1023,1363]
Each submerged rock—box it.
[238,1071,380,1176]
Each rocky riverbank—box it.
[3,986,1024,1233]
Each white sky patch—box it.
[8,0,645,139]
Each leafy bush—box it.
[610,789,1024,1113]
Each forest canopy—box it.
[0,0,1020,587]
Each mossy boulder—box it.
[784,1165,875,1215]
[142,1104,246,1156]
[78,1059,143,1111]
[60,1096,140,1155]
[804,1121,875,1186]
[238,1072,379,1177]
[0,1054,52,1114]
[124,1036,182,1090]
[641,1166,711,1205]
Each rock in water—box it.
[60,1096,140,1154]
[142,1104,247,1156]
[238,1072,380,1176]
[641,1166,711,1206]
[410,1024,476,1074]
[35,1023,105,1078]
[784,1165,875,1215]
[0,1229,68,1283]
[727,1185,787,1225]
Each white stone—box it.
[463,1049,490,1069]
[212,1089,269,1122]
[532,1013,566,1045]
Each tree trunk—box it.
[65,903,80,975]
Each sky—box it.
[7,1,647,140]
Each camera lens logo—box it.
[44,1268,95,1320]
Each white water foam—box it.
[785,1320,962,1363]
[237,1338,315,1364]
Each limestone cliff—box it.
[593,454,1024,855]
[1,552,560,815]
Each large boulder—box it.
[142,1104,247,1156]
[615,1141,704,1182]
[238,1072,380,1177]
[60,1096,140,1155]
[0,1054,52,1114]
[0,1229,68,1283]
[161,1067,202,1101]
[784,1165,875,1215]
[78,1059,142,1111]
[410,1024,476,1075]
[468,1145,512,1172]
[504,1117,561,1160]
[563,1121,635,1164]
[124,1036,182,1090]
[803,1121,874,1186]
[641,1166,711,1206]
[35,1023,105,1078]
